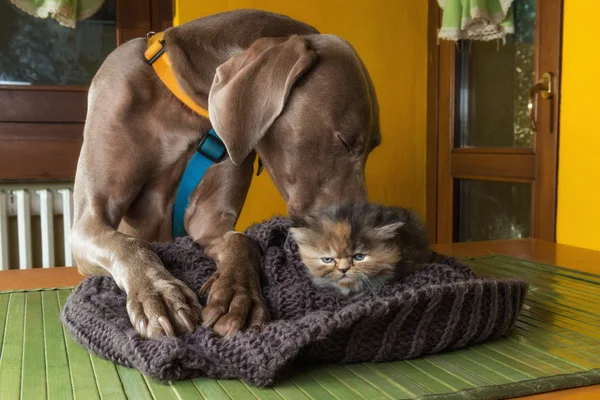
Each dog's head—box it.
[209,34,380,215]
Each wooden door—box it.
[428,0,563,243]
[0,0,173,182]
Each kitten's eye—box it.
[353,253,366,261]
[321,257,335,264]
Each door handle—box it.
[528,72,553,132]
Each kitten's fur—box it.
[289,202,431,295]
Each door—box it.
[429,0,562,243]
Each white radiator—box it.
[0,188,75,270]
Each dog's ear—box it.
[208,35,316,165]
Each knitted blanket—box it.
[61,218,528,387]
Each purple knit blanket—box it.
[61,218,528,387]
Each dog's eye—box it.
[321,257,335,263]
[335,132,351,152]
[353,253,366,261]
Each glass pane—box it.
[458,0,536,148]
[458,180,531,241]
[0,0,117,86]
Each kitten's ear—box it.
[290,214,318,228]
[290,216,306,228]
[289,227,310,244]
[373,221,405,240]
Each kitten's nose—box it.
[338,264,350,274]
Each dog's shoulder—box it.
[92,38,147,83]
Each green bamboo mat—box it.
[2,255,600,400]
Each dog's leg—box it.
[186,156,270,338]
[200,231,270,338]
[72,148,203,339]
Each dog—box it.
[71,9,381,339]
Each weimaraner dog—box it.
[72,9,381,339]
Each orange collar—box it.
[144,31,209,119]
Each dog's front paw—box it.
[126,272,202,339]
[199,269,270,338]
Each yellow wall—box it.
[175,0,429,230]
[556,1,600,251]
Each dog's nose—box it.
[287,199,304,217]
[288,203,301,217]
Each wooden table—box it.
[1,238,599,399]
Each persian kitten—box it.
[289,202,430,295]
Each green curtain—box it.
[10,0,105,29]
[437,0,515,41]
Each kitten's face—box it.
[290,209,405,295]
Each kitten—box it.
[289,202,431,295]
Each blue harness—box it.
[172,129,227,238]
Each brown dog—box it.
[72,9,380,339]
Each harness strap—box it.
[172,130,226,238]
[145,31,226,238]
[145,31,210,118]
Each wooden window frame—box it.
[427,0,563,244]
[0,0,173,182]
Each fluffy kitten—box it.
[289,202,430,295]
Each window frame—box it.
[0,0,173,181]
[426,0,564,243]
